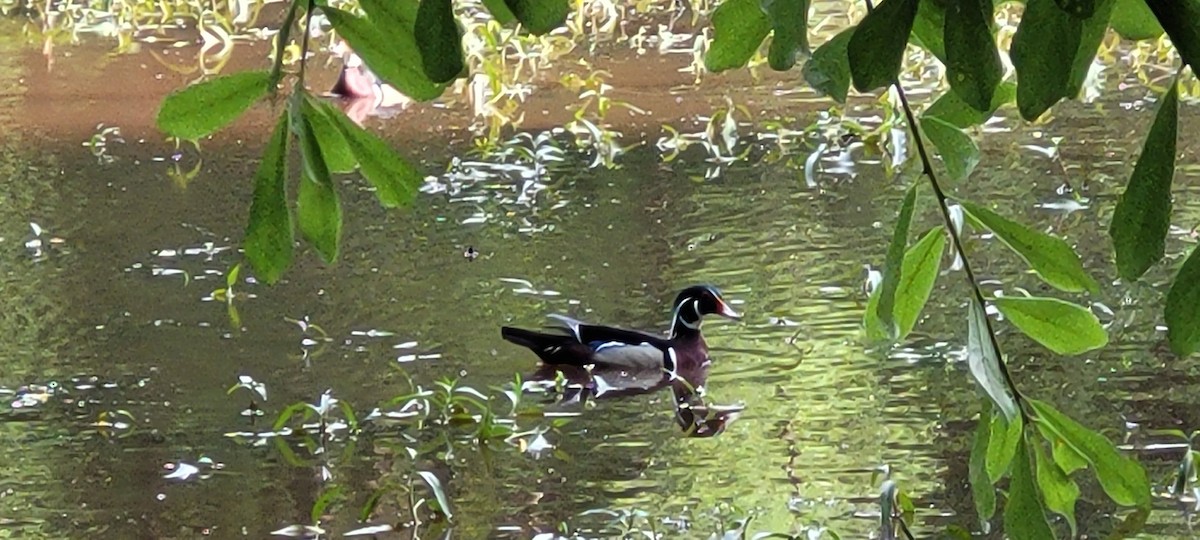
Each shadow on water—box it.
[2,6,1200,540]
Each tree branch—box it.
[890,84,1029,419]
[860,0,1029,422]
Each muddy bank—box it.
[4,18,837,150]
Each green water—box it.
[2,17,1200,540]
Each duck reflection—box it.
[525,361,742,438]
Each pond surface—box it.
[2,10,1200,540]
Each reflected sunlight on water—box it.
[0,10,1199,540]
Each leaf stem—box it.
[298,0,316,85]
[896,515,916,540]
[862,0,1030,423]
[269,0,303,89]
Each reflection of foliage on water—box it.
[242,375,578,536]
[423,131,572,235]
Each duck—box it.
[500,285,741,372]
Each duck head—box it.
[669,285,740,338]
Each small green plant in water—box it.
[1146,428,1200,500]
[227,374,268,420]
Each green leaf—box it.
[986,410,1023,482]
[1110,0,1163,40]
[1145,428,1189,441]
[359,488,393,522]
[1110,507,1151,540]
[969,404,997,525]
[1146,1,1200,75]
[1066,0,1115,97]
[226,262,241,290]
[156,70,271,139]
[1110,78,1179,281]
[359,0,418,27]
[802,29,853,102]
[960,200,1099,294]
[297,175,342,264]
[967,298,1020,422]
[302,99,357,174]
[415,0,465,84]
[994,296,1108,355]
[910,0,946,61]
[924,81,1015,128]
[876,184,919,336]
[944,0,1002,111]
[864,226,945,340]
[503,0,569,35]
[941,525,972,540]
[311,486,345,524]
[1034,440,1080,536]
[482,0,516,23]
[1167,244,1200,356]
[295,110,342,264]
[295,96,331,188]
[321,6,444,101]
[1055,0,1095,17]
[1033,420,1090,475]
[416,471,453,519]
[920,116,980,181]
[1004,436,1056,540]
[1029,399,1151,508]
[847,0,921,92]
[894,228,945,338]
[764,0,809,70]
[243,113,293,285]
[319,99,422,208]
[1009,0,1082,120]
[705,0,771,72]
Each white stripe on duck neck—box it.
[669,298,702,339]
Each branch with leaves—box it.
[767,0,1190,536]
[709,0,1191,536]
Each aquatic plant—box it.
[1145,427,1200,501]
[227,374,268,419]
[252,374,579,534]
[204,262,249,327]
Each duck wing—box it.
[546,314,671,348]
[588,341,672,370]
[497,315,674,370]
[500,326,593,366]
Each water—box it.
[2,11,1200,540]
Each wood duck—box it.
[500,285,741,372]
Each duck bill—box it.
[716,299,741,320]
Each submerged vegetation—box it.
[2,0,1200,537]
